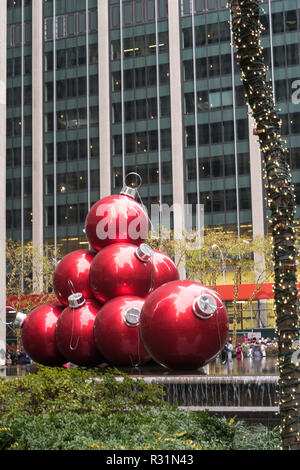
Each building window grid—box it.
[44,9,97,42]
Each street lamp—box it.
[211,244,226,285]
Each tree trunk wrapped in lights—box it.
[230,0,300,450]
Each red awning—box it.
[216,282,300,301]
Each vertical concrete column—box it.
[98,0,112,198]
[0,4,7,367]
[168,0,186,279]
[248,109,268,327]
[32,0,44,293]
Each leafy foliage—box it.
[0,366,165,419]
[0,367,280,451]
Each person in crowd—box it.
[227,339,233,363]
[236,344,243,361]
[260,340,266,358]
[5,353,12,366]
[25,353,31,373]
[252,341,263,360]
[221,343,228,365]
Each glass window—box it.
[240,188,251,210]
[57,142,67,161]
[223,121,234,142]
[272,12,284,34]
[183,28,192,49]
[113,135,122,155]
[285,10,298,31]
[124,37,135,57]
[220,54,231,76]
[186,126,195,147]
[135,67,146,87]
[187,160,196,180]
[67,48,77,67]
[197,57,208,80]
[112,71,121,91]
[147,66,156,86]
[135,0,144,23]
[225,155,235,176]
[125,101,135,121]
[79,139,87,159]
[275,79,288,102]
[210,122,222,143]
[78,46,86,66]
[160,96,170,116]
[57,49,66,69]
[286,44,299,66]
[90,75,98,95]
[113,103,122,123]
[207,23,219,44]
[238,153,250,175]
[200,192,211,212]
[90,44,98,64]
[147,0,155,21]
[199,159,210,178]
[78,11,86,34]
[209,91,222,109]
[111,5,120,28]
[213,191,225,212]
[126,133,135,153]
[290,113,300,135]
[67,13,76,36]
[161,129,171,149]
[211,156,224,177]
[90,106,98,126]
[136,99,147,120]
[135,35,145,57]
[226,189,237,211]
[137,132,148,153]
[291,148,300,169]
[237,120,248,140]
[198,124,209,145]
[124,2,133,25]
[124,69,134,89]
[195,25,206,46]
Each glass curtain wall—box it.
[260,0,300,236]
[6,0,33,245]
[43,0,100,257]
[110,0,173,216]
[180,0,252,235]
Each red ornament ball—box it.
[85,194,149,252]
[140,281,229,370]
[94,296,151,366]
[55,294,103,366]
[152,250,180,289]
[90,243,155,304]
[53,250,95,307]
[20,303,65,366]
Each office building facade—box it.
[1,0,300,350]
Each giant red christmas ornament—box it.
[85,185,149,252]
[53,249,96,306]
[152,250,179,289]
[90,243,155,304]
[55,294,103,366]
[140,281,229,370]
[15,303,65,366]
[94,296,151,366]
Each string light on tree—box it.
[230,0,300,450]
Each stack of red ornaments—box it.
[16,185,229,371]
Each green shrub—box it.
[0,366,281,451]
[0,366,165,420]
[0,408,280,451]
